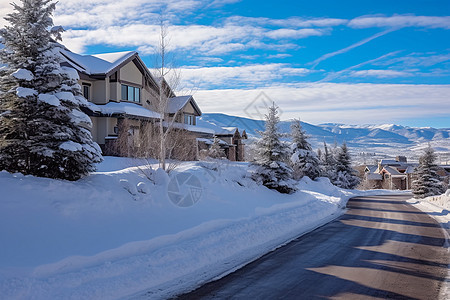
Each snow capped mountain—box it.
[198,113,450,164]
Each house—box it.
[364,156,416,190]
[59,49,161,155]
[58,48,245,161]
[215,128,247,161]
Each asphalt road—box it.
[176,194,449,300]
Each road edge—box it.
[406,198,450,300]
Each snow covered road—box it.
[176,194,449,299]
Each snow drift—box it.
[0,157,391,299]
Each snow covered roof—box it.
[168,96,191,113]
[367,173,382,180]
[405,166,416,174]
[380,159,401,166]
[162,122,215,135]
[382,166,402,175]
[59,49,137,75]
[365,165,378,173]
[167,95,202,116]
[88,102,160,119]
[196,138,230,146]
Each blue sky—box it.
[2,0,448,127]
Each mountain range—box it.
[198,113,450,165]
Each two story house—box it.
[58,48,244,161]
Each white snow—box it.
[11,68,34,81]
[163,121,216,134]
[15,87,37,98]
[55,91,76,103]
[59,141,83,151]
[60,66,80,81]
[69,109,92,127]
[197,137,229,145]
[0,158,395,299]
[167,95,193,114]
[38,93,61,106]
[59,49,136,75]
[406,192,450,300]
[90,102,161,119]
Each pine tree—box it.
[0,0,102,180]
[332,143,359,189]
[252,103,296,194]
[289,119,320,180]
[208,136,225,159]
[320,141,336,180]
[412,146,446,198]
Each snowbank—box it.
[406,192,450,300]
[0,158,390,299]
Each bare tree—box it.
[152,16,186,171]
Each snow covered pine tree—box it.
[289,119,320,180]
[0,0,102,180]
[208,136,225,159]
[412,145,446,198]
[332,143,359,189]
[252,103,296,194]
[319,141,336,181]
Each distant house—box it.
[364,156,416,190]
[215,128,247,161]
[58,48,245,161]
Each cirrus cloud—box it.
[348,15,450,29]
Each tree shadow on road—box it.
[174,195,449,300]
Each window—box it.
[82,83,90,100]
[121,84,140,103]
[184,114,194,125]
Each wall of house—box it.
[110,82,119,102]
[90,117,118,145]
[183,102,196,115]
[141,87,158,112]
[183,102,197,125]
[92,80,108,104]
[120,61,142,85]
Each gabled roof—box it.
[59,49,137,75]
[382,166,402,175]
[365,165,378,173]
[59,48,160,92]
[367,173,382,180]
[168,95,202,116]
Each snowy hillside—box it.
[198,113,450,164]
[0,157,391,299]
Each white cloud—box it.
[192,83,450,125]
[61,23,264,54]
[180,64,310,88]
[349,69,412,78]
[208,0,241,8]
[348,15,450,29]
[267,53,292,59]
[266,28,327,39]
[225,16,348,28]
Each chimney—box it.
[396,156,407,163]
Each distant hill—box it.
[198,113,450,164]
